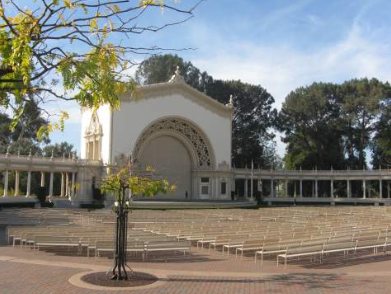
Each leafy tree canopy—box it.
[0,0,201,137]
[42,141,75,158]
[136,54,212,91]
[0,98,48,153]
[100,163,175,202]
[279,78,391,170]
[372,98,391,168]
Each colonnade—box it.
[2,170,76,199]
[235,168,391,202]
[0,152,82,201]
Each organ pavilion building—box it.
[0,69,389,206]
[80,68,234,200]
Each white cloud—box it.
[257,0,313,30]
[190,21,391,157]
[192,23,391,110]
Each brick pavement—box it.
[1,246,391,293]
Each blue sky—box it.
[49,0,391,157]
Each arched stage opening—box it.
[133,117,215,200]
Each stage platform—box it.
[124,199,257,209]
[3,195,391,209]
[100,198,258,209]
[0,196,257,209]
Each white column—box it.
[96,139,101,160]
[258,179,262,197]
[347,180,351,198]
[3,170,8,197]
[65,172,70,197]
[379,179,382,198]
[363,179,366,199]
[212,177,216,199]
[40,172,45,187]
[250,161,254,200]
[60,173,65,197]
[49,172,54,198]
[330,179,334,198]
[86,142,89,159]
[92,140,96,160]
[71,172,75,199]
[94,140,98,160]
[231,177,236,197]
[216,178,220,199]
[194,176,199,200]
[285,180,288,197]
[250,178,254,200]
[216,178,219,199]
[299,179,303,197]
[26,171,31,197]
[244,178,248,198]
[294,181,297,198]
[213,177,216,199]
[270,179,274,198]
[14,171,20,196]
[315,179,318,198]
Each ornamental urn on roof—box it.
[168,66,185,83]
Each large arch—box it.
[133,117,215,169]
[133,117,216,199]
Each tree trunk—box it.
[111,189,131,280]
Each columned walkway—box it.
[1,151,390,206]
[234,168,391,204]
[0,152,101,203]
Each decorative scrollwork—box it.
[134,118,214,168]
[85,112,102,136]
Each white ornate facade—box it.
[80,70,233,200]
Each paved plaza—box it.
[2,233,391,293]
[2,245,391,293]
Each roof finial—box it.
[168,65,185,83]
[225,94,234,108]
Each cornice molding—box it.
[120,82,233,119]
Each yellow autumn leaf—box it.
[139,0,155,8]
[63,0,72,8]
[89,18,97,31]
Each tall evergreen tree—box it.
[372,97,391,168]
[278,83,345,170]
[0,99,48,154]
[135,54,213,91]
[205,80,277,168]
[279,78,391,170]
[339,78,391,168]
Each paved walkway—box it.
[1,246,391,293]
